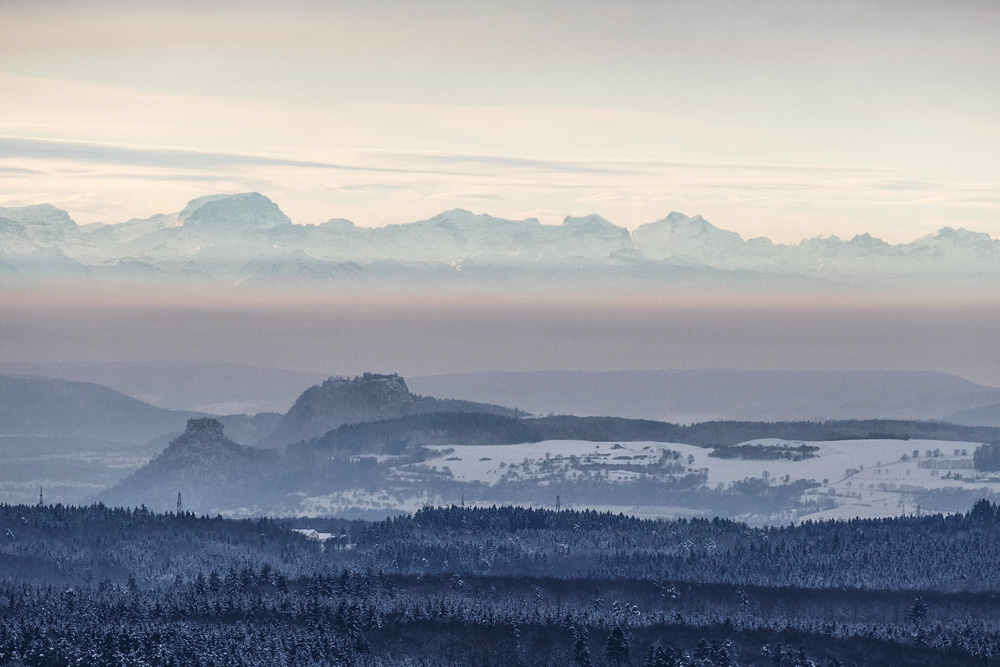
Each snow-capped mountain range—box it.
[2,192,998,290]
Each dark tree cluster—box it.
[709,444,819,461]
[973,440,1000,472]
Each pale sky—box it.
[2,0,999,243]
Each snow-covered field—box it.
[719,437,988,521]
[294,437,998,523]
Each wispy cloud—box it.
[426,191,506,202]
[79,172,248,183]
[0,136,458,176]
[6,136,910,202]
[370,150,895,176]
[0,166,43,176]
[10,137,888,182]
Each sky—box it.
[3,1,1000,387]
[2,0,999,243]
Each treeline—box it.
[296,413,1000,454]
[356,502,1000,590]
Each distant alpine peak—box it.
[562,213,613,228]
[644,211,729,233]
[800,234,844,246]
[421,209,490,225]
[178,192,291,230]
[432,208,478,219]
[662,211,696,224]
[416,209,541,229]
[319,217,357,231]
[0,202,76,228]
[645,211,713,228]
[686,215,721,233]
[799,233,891,251]
[918,226,995,246]
[849,232,890,248]
[633,210,745,247]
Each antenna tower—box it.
[177,492,182,515]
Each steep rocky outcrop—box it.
[152,418,248,466]
[260,372,521,448]
[101,418,278,513]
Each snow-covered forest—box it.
[4,502,1000,666]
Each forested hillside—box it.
[4,502,1000,665]
[298,413,1000,452]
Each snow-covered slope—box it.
[0,204,84,253]
[631,211,746,263]
[178,192,292,231]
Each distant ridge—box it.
[0,374,200,443]
[950,403,1000,428]
[0,361,333,414]
[409,369,1000,423]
